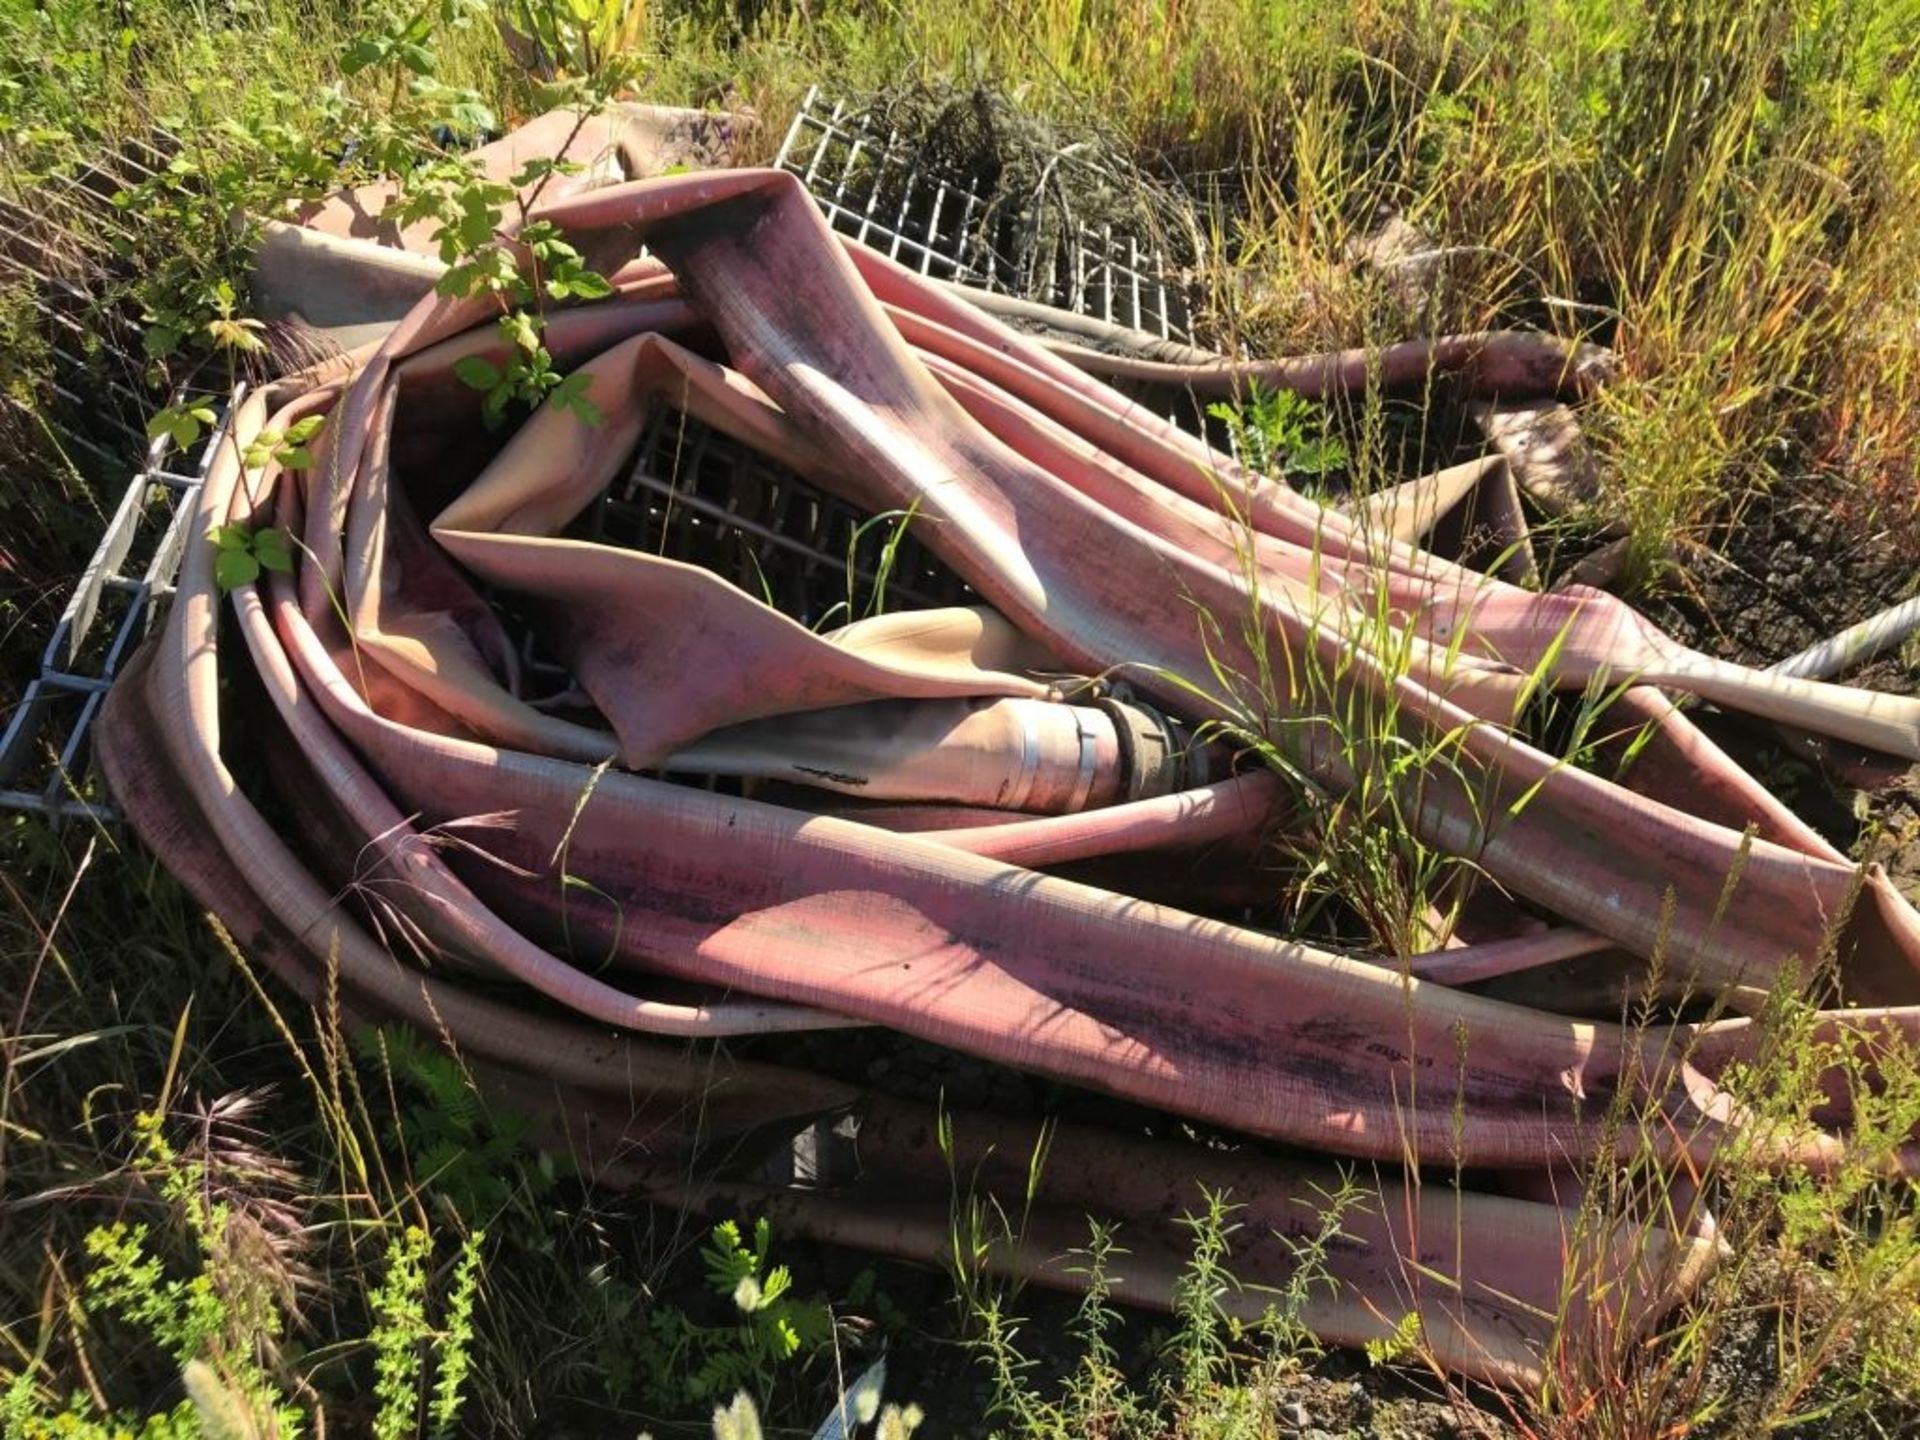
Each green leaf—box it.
[501,310,543,353]
[549,371,603,426]
[480,247,523,293]
[563,268,613,300]
[436,258,480,296]
[480,384,512,426]
[1286,436,1349,477]
[142,325,183,360]
[457,210,496,254]
[761,1265,793,1304]
[341,37,390,73]
[445,97,495,137]
[772,1315,802,1358]
[452,355,503,391]
[215,548,260,592]
[286,416,326,444]
[210,524,251,550]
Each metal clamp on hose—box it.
[1096,697,1207,802]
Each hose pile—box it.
[97,166,1920,1385]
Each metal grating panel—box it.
[0,134,212,825]
[498,400,977,703]
[0,390,233,823]
[0,134,176,463]
[587,405,971,629]
[775,87,1192,342]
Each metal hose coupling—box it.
[1094,696,1211,803]
[668,694,1211,814]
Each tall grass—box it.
[7,0,1915,577]
[674,0,1920,580]
[1519,945,1920,1437]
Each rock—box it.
[1277,1400,1312,1430]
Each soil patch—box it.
[1639,489,1920,892]
[1641,492,1919,697]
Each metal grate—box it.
[584,406,971,629]
[775,87,1193,343]
[0,390,233,823]
[0,134,176,464]
[0,135,221,825]
[486,402,978,702]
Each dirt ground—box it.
[1641,491,1920,895]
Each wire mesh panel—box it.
[0,135,218,824]
[775,87,1193,342]
[580,406,971,632]
[0,389,233,823]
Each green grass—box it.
[4,0,1920,1436]
[968,1192,1354,1440]
[796,0,1920,581]
[1520,951,1920,1438]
